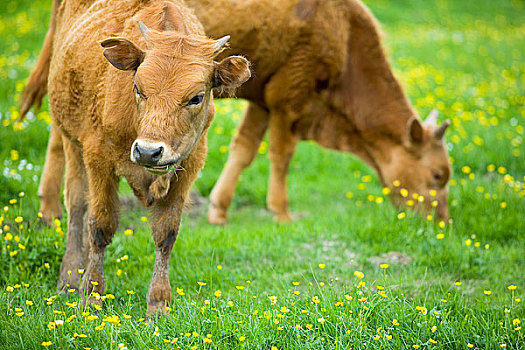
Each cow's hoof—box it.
[208,205,227,225]
[57,259,84,291]
[274,212,293,223]
[39,201,63,227]
[80,295,103,311]
[39,212,62,227]
[57,276,81,292]
[146,300,169,318]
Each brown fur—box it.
[25,0,450,226]
[187,0,451,223]
[22,0,250,316]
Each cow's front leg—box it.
[208,102,269,225]
[79,157,119,307]
[146,188,184,317]
[267,113,298,222]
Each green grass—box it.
[1,0,524,349]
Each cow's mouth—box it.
[142,161,182,175]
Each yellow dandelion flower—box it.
[126,290,134,295]
[41,341,52,347]
[354,270,365,279]
[214,290,222,298]
[508,285,517,291]
[197,281,206,286]
[416,306,427,315]
[392,319,399,326]
[484,290,492,296]
[380,264,389,269]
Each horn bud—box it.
[434,120,450,140]
[425,109,439,127]
[138,21,151,40]
[213,35,230,55]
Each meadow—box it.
[0,0,524,349]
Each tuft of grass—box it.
[1,0,524,349]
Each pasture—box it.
[0,0,524,348]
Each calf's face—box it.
[102,23,250,175]
[382,111,451,221]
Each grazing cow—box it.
[189,0,451,223]
[22,0,250,315]
[23,0,450,227]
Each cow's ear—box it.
[101,38,145,71]
[407,117,424,144]
[213,56,251,93]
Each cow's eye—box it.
[188,93,204,106]
[134,84,143,99]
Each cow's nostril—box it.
[151,147,163,162]
[133,143,142,160]
[133,143,164,166]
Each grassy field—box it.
[0,0,524,349]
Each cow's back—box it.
[187,0,350,107]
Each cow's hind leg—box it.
[267,114,298,222]
[80,151,119,307]
[57,138,87,291]
[39,125,65,226]
[208,102,269,224]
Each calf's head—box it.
[381,110,451,221]
[101,22,250,175]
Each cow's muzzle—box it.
[131,140,179,174]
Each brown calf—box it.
[187,0,451,223]
[22,0,250,315]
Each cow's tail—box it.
[19,0,61,120]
